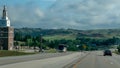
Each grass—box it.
[43,34,76,40]
[44,49,57,53]
[0,50,35,57]
[113,50,120,55]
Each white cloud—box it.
[1,0,120,29]
[45,0,120,29]
[35,8,44,18]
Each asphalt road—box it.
[71,51,120,68]
[0,52,72,66]
[0,52,85,68]
[0,51,120,68]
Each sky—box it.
[0,0,120,30]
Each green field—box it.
[43,34,76,40]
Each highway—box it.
[0,52,84,68]
[0,51,120,68]
[0,52,73,66]
[71,51,120,68]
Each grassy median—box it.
[0,50,35,57]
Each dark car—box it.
[103,50,112,56]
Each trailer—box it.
[58,44,67,52]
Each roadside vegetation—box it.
[14,32,119,51]
[117,45,120,54]
[14,28,120,52]
[44,49,57,53]
[0,50,35,57]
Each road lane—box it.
[0,52,72,66]
[72,52,96,68]
[73,51,120,68]
[0,52,85,68]
[1,51,120,68]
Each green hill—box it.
[14,28,120,40]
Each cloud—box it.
[45,0,120,29]
[35,8,44,18]
[7,5,44,27]
[1,0,120,29]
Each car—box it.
[103,50,112,56]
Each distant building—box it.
[0,5,14,50]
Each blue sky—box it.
[0,0,55,10]
[0,0,120,30]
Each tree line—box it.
[14,33,120,51]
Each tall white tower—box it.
[0,5,14,50]
[0,5,10,27]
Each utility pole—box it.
[39,34,42,52]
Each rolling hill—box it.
[14,28,120,40]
